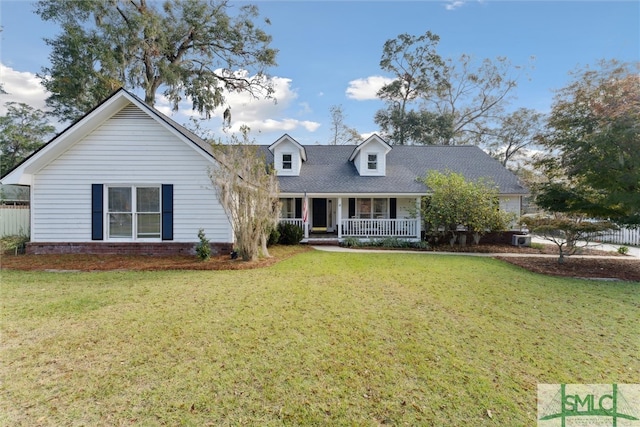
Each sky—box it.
[0,0,638,146]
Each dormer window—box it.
[282,154,292,170]
[367,154,378,170]
[269,134,306,176]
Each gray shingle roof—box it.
[260,144,528,195]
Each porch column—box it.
[337,197,342,239]
[304,193,309,239]
[415,197,422,239]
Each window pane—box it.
[137,213,161,238]
[374,198,387,218]
[108,187,131,212]
[358,198,371,218]
[137,187,160,212]
[367,154,377,170]
[283,154,292,169]
[280,198,294,218]
[109,213,132,238]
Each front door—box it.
[312,198,327,230]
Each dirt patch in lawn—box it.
[432,243,639,282]
[1,243,638,282]
[496,257,640,282]
[0,245,313,272]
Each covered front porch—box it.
[279,195,422,242]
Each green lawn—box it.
[1,250,638,426]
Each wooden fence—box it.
[0,206,30,238]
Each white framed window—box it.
[282,153,293,170]
[357,198,371,219]
[367,153,378,170]
[373,198,387,218]
[107,185,161,240]
[356,197,388,219]
[280,198,295,219]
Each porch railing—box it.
[277,218,420,239]
[279,218,304,229]
[341,218,418,238]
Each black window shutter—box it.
[162,184,173,240]
[91,184,104,240]
[295,198,302,218]
[390,198,397,219]
[348,198,356,218]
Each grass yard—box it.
[1,250,638,426]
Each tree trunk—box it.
[260,233,271,258]
[557,251,565,264]
[473,232,481,245]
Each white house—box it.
[264,134,527,242]
[1,89,528,254]
[0,89,233,255]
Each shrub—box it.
[195,228,211,261]
[412,240,430,250]
[341,237,429,250]
[378,237,412,248]
[267,226,280,247]
[341,237,362,248]
[618,246,629,255]
[277,223,304,245]
[0,234,29,255]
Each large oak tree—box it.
[36,0,277,122]
[535,59,640,225]
[0,102,55,176]
[374,31,448,145]
[374,31,528,146]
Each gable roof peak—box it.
[269,134,307,161]
[349,133,392,161]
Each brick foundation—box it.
[26,242,233,256]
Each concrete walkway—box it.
[531,236,640,258]
[312,237,640,260]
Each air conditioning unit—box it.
[512,234,531,247]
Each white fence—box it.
[0,206,30,237]
[595,226,640,246]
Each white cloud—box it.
[297,102,312,115]
[0,64,50,115]
[346,76,394,101]
[160,74,321,140]
[234,118,321,134]
[0,64,320,142]
[445,1,465,11]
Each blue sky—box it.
[1,0,638,145]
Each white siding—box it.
[499,195,522,230]
[396,198,417,218]
[31,105,232,243]
[499,196,521,217]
